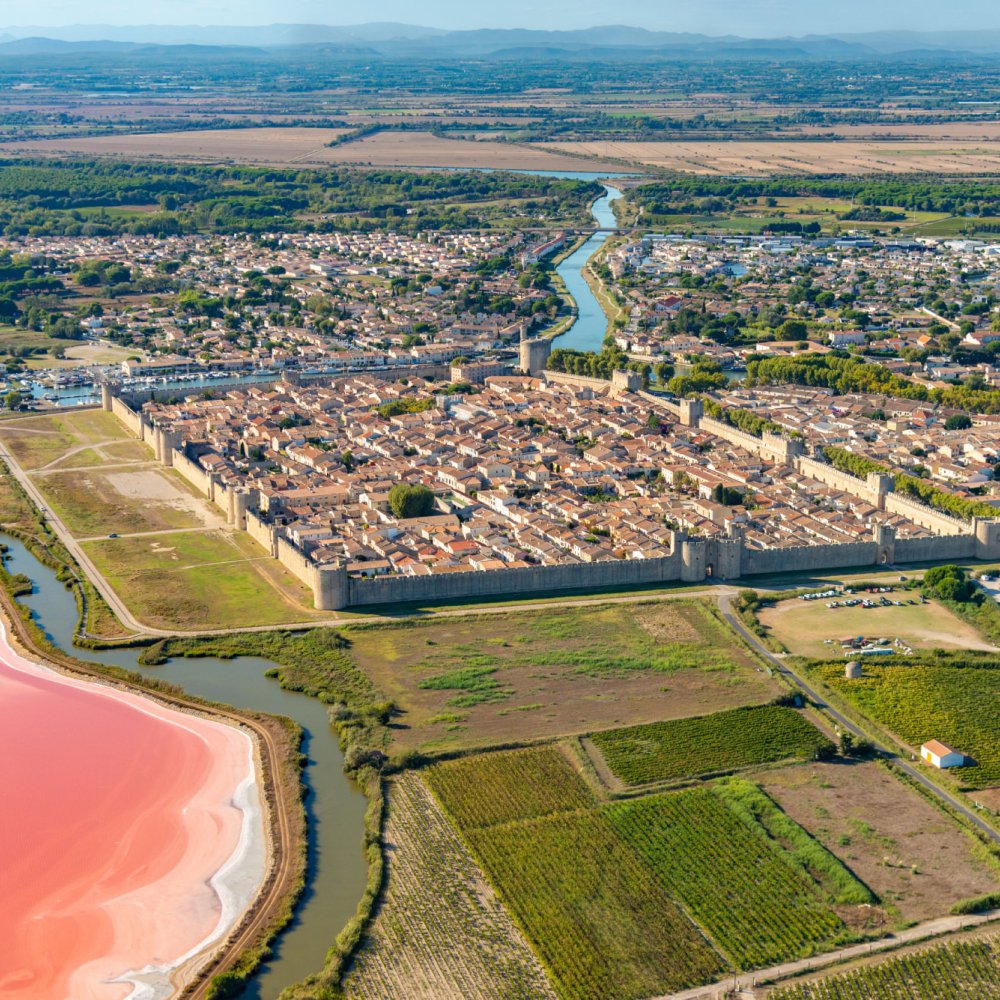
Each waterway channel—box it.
[2,535,368,999]
[553,184,624,353]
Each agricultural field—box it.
[590,704,833,786]
[343,600,779,752]
[758,598,996,659]
[539,139,1000,175]
[820,660,1000,789]
[760,761,1000,925]
[606,784,866,968]
[424,745,594,830]
[5,127,353,165]
[343,773,556,1000]
[296,131,618,171]
[6,127,620,172]
[427,744,873,998]
[767,934,1000,1000]
[465,808,722,1000]
[428,744,723,998]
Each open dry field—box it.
[2,127,353,165]
[0,409,145,471]
[82,529,322,630]
[0,127,622,172]
[308,131,618,171]
[24,342,138,370]
[791,122,1000,140]
[760,760,1000,926]
[540,139,1000,175]
[758,598,996,659]
[343,772,557,1000]
[343,600,779,753]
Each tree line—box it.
[746,352,1000,415]
[823,446,997,522]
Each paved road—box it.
[717,593,1000,848]
[662,907,1000,999]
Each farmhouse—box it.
[920,740,966,769]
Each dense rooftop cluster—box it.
[142,376,968,579]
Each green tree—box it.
[4,390,21,409]
[944,414,972,430]
[776,319,808,340]
[923,565,975,602]
[388,483,435,519]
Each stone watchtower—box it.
[679,397,703,427]
[873,523,896,565]
[974,518,1000,560]
[610,369,643,396]
[866,472,895,511]
[519,337,552,376]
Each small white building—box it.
[920,739,965,769]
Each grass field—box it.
[345,600,779,752]
[820,660,1000,789]
[907,215,1000,237]
[606,785,860,968]
[343,773,556,1000]
[83,530,321,630]
[0,409,131,470]
[591,704,833,786]
[640,195,954,235]
[768,935,1000,999]
[759,599,996,658]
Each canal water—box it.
[2,535,368,999]
[553,185,623,353]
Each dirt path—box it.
[659,909,1000,998]
[579,735,626,792]
[33,438,118,472]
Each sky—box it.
[8,0,1000,36]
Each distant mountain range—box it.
[3,23,1000,60]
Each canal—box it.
[553,184,623,353]
[2,535,369,999]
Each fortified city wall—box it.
[102,383,1000,612]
